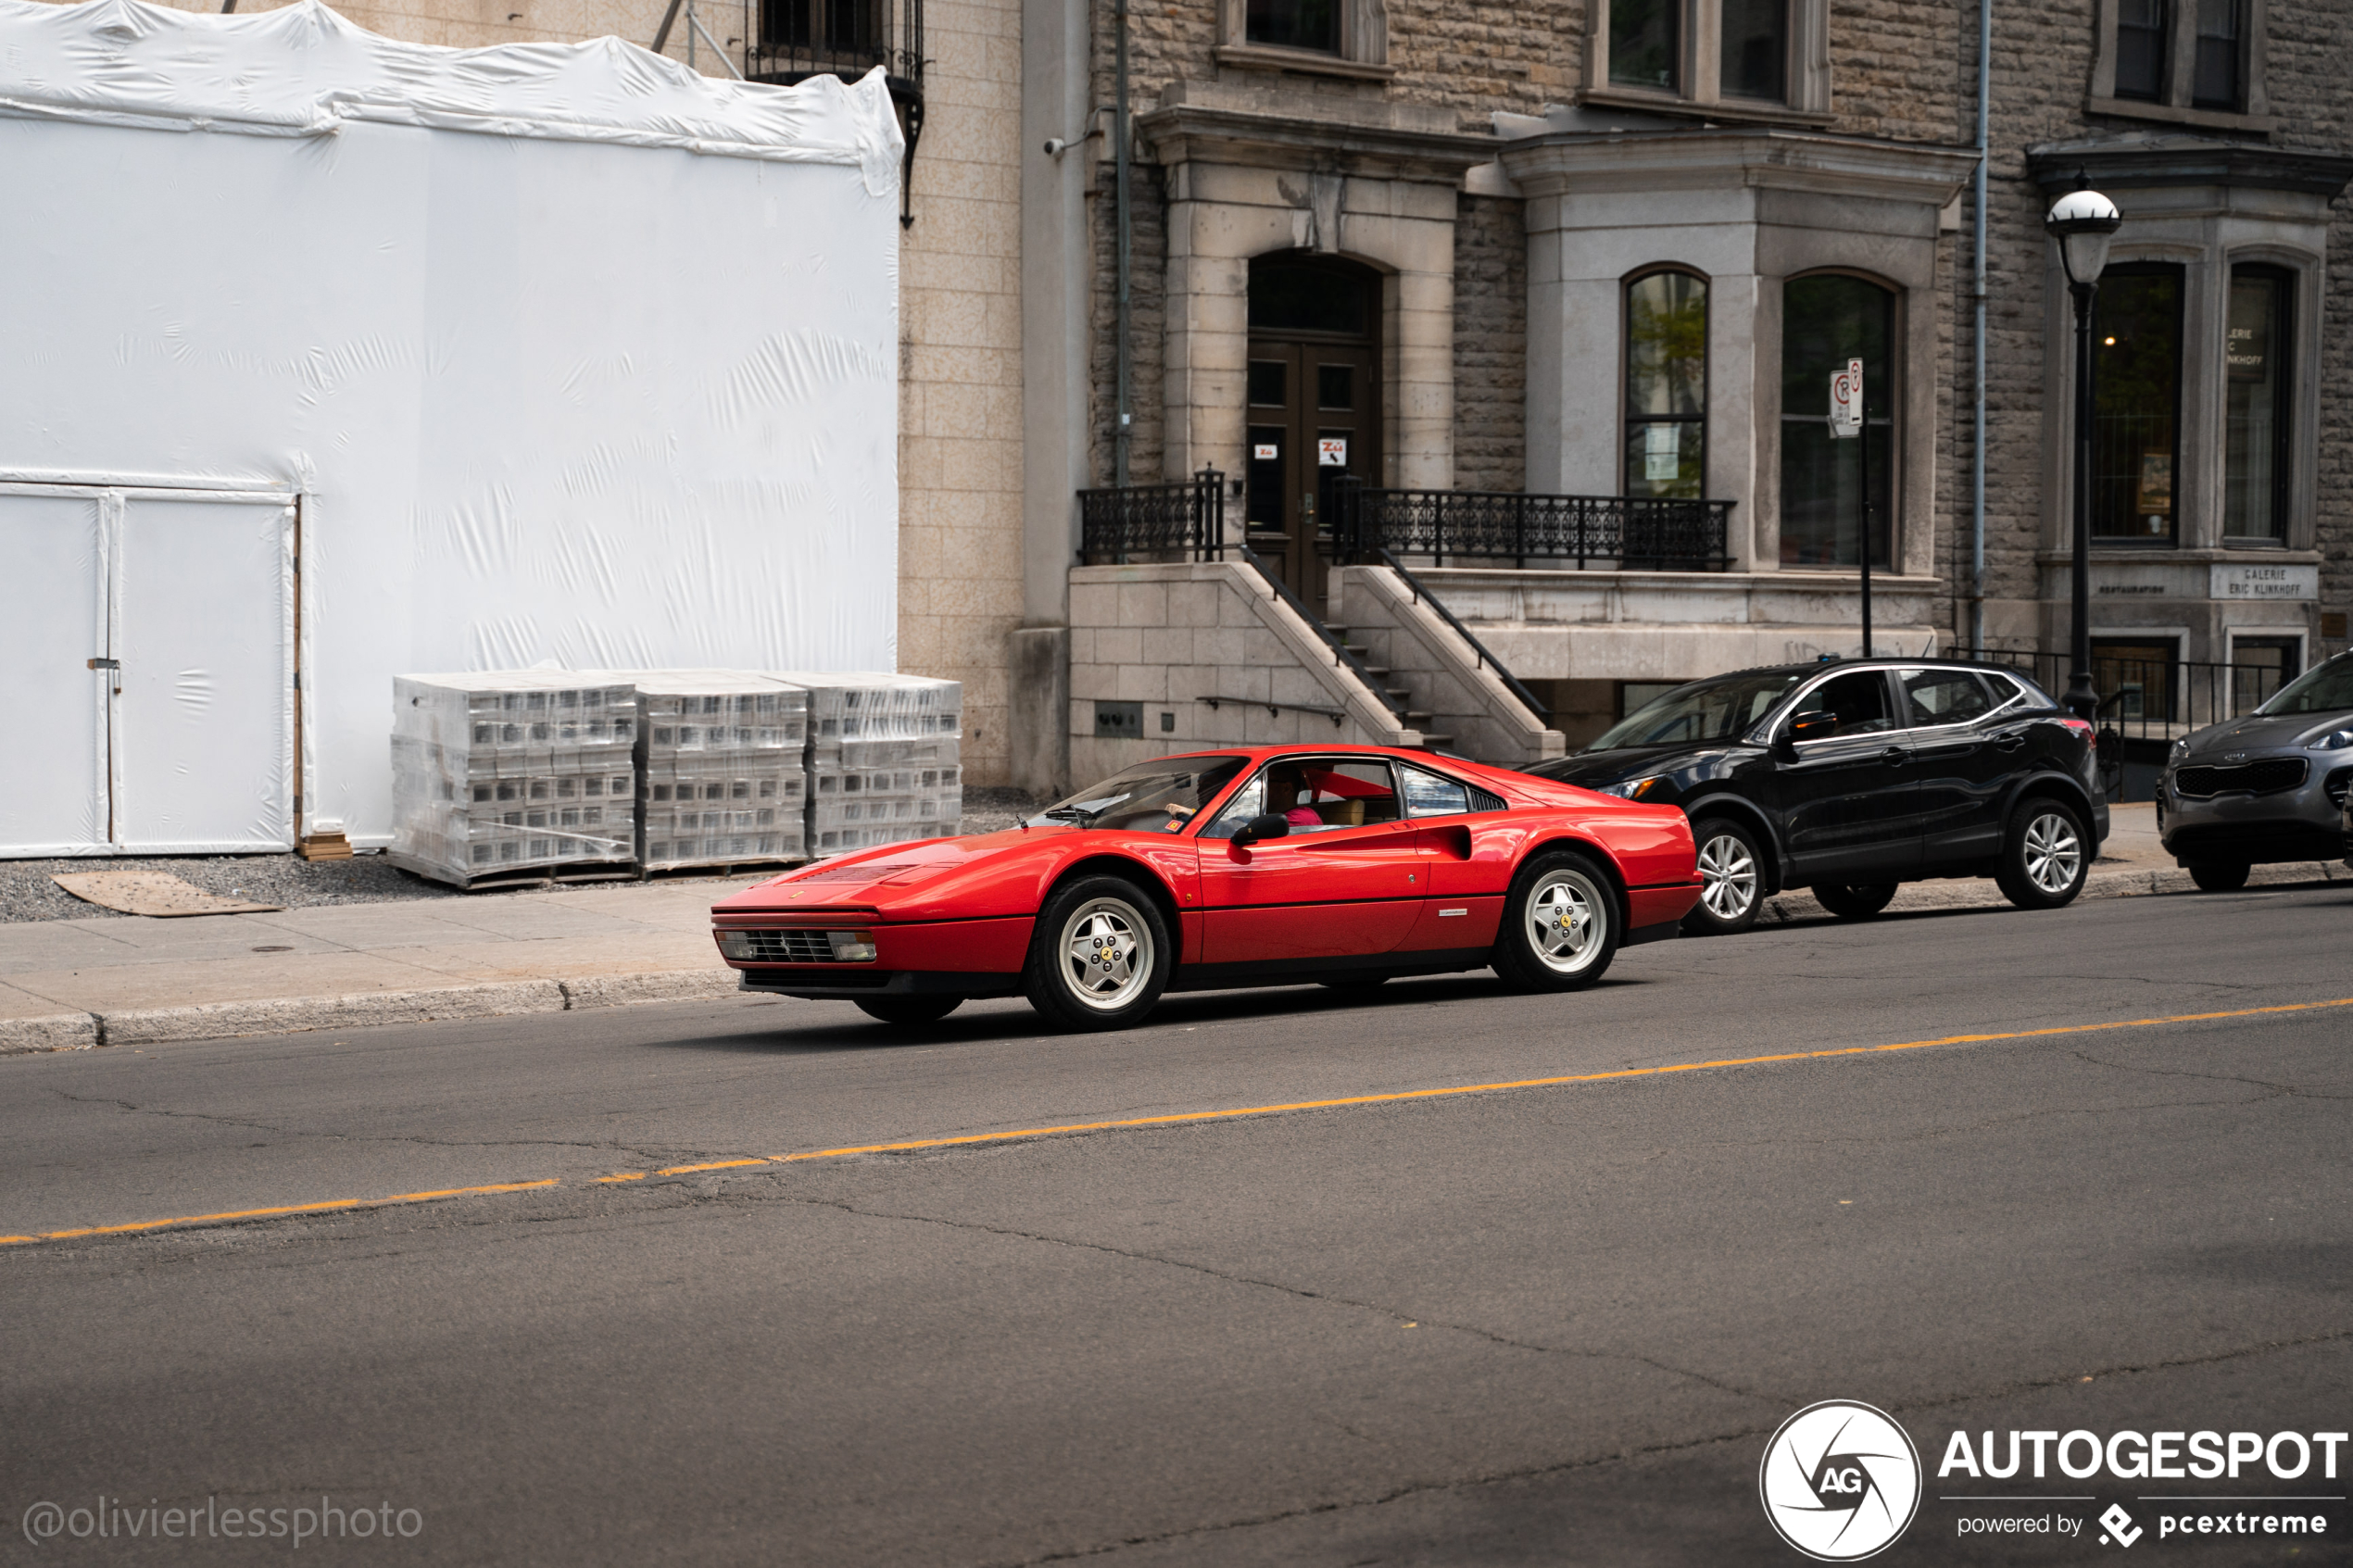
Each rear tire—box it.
[852,996,963,1025]
[2187,859,2251,893]
[1682,817,1765,936]
[1812,882,1898,920]
[1491,850,1618,993]
[1995,797,2091,910]
[1023,875,1173,1032]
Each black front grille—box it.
[2327,767,2353,809]
[2174,759,2308,798]
[735,929,837,963]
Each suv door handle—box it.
[1881,746,1909,765]
[1992,734,2026,752]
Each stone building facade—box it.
[1012,0,2353,783]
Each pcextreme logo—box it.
[1759,1400,1924,1561]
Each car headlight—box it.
[2306,728,2353,752]
[2168,736,2192,764]
[1599,775,1667,800]
[715,930,758,960]
[826,930,878,962]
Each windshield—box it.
[1030,756,1249,834]
[1586,671,1806,751]
[2255,655,2353,717]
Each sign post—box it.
[1829,357,1872,657]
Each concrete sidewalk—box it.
[3,805,2345,1053]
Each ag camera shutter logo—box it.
[1759,1400,1922,1561]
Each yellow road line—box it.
[0,1179,558,1247]
[10,997,2348,1248]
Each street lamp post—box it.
[2045,184,2123,721]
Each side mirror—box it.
[1230,812,1290,848]
[1787,709,1839,746]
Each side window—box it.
[1199,775,1265,840]
[1902,670,1996,727]
[1797,671,1896,738]
[1400,765,1471,819]
[1276,760,1398,830]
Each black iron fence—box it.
[1954,647,2287,746]
[1077,470,1227,565]
[745,0,924,223]
[1330,480,1734,571]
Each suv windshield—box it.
[1030,756,1249,833]
[2255,655,2353,717]
[1586,671,1806,751]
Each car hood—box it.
[711,826,1070,914]
[2180,711,2353,758]
[1534,745,1708,788]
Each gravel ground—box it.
[0,787,1042,924]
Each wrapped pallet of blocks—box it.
[389,673,638,884]
[618,671,810,871]
[773,672,963,855]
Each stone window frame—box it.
[2049,237,2323,556]
[1214,0,1394,82]
[1619,264,1711,501]
[1579,0,1833,125]
[2087,0,2276,132]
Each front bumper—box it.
[2158,756,2353,866]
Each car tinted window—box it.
[1400,765,1471,819]
[1903,669,1996,726]
[1036,755,1248,833]
[1793,671,1896,737]
[1588,671,1806,750]
[1204,759,1400,837]
[2257,655,2353,716]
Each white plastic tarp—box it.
[0,0,902,854]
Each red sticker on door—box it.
[1252,443,1278,460]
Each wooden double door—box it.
[1243,339,1379,616]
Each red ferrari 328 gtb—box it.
[711,745,1701,1031]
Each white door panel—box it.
[0,493,107,854]
[114,496,294,852]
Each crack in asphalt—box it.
[2065,1048,2353,1100]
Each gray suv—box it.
[2158,649,2353,891]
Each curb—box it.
[1,968,745,1055]
[1754,858,2350,925]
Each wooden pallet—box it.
[384,850,640,893]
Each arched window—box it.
[1780,273,1895,568]
[1623,270,1706,500]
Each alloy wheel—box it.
[1526,870,1607,975]
[1697,833,1758,922]
[1058,897,1154,1011]
[2022,810,2082,897]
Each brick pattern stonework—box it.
[1453,194,1528,493]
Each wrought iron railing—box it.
[1236,545,1411,727]
[1376,549,1551,727]
[1954,648,2287,746]
[1077,469,1226,565]
[744,0,925,224]
[1330,480,1734,571]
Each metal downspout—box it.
[1113,0,1132,489]
[1970,0,1992,650]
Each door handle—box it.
[1992,734,2026,752]
[1881,746,1909,765]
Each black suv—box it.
[1523,659,2110,935]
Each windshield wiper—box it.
[1041,806,1099,825]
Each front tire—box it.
[1023,875,1173,1032]
[853,996,963,1026]
[1996,797,2091,910]
[1491,850,1618,992]
[1683,817,1764,935]
[2187,859,2251,893]
[1812,882,1898,920]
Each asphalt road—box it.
[4,884,2350,1566]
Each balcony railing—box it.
[745,0,924,224]
[1330,480,1734,571]
[1077,470,1227,565]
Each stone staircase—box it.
[1323,622,1453,752]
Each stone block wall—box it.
[1065,562,1413,784]
[1453,194,1528,493]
